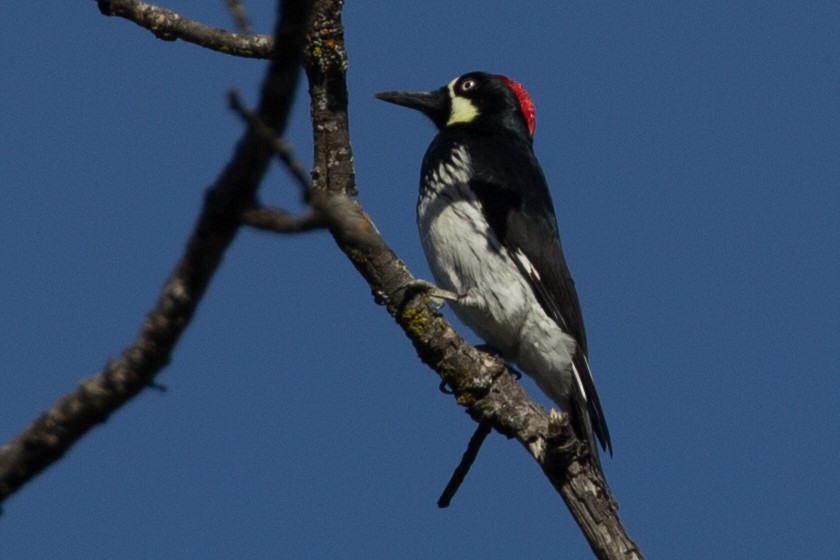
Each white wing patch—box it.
[513,249,541,283]
[570,362,588,402]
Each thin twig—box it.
[97,0,273,58]
[437,422,493,508]
[224,0,252,34]
[229,89,311,198]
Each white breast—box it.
[417,146,532,355]
[416,144,579,409]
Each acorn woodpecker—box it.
[376,72,612,467]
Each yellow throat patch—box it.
[446,79,478,127]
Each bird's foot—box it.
[402,278,462,307]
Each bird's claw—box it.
[402,279,461,307]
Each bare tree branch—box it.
[437,421,492,508]
[0,0,313,504]
[228,89,312,195]
[302,1,643,558]
[4,1,643,557]
[97,0,273,58]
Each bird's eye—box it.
[459,79,476,93]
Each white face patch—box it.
[446,78,479,127]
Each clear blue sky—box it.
[2,2,839,558]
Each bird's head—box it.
[376,72,536,138]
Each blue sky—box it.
[2,2,839,558]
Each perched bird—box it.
[376,72,612,468]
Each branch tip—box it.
[97,0,274,58]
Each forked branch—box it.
[0,0,313,504]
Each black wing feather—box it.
[469,135,612,455]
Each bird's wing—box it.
[469,145,612,454]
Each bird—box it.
[375,72,612,469]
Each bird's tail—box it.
[569,393,605,474]
[570,356,612,475]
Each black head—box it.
[376,72,536,138]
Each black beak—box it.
[375,88,449,128]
